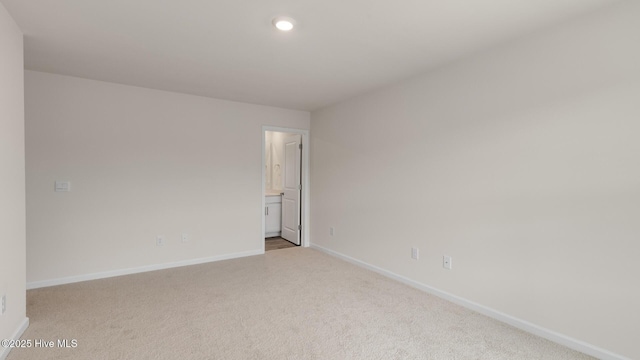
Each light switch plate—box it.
[55,181,71,192]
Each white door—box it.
[281,134,301,245]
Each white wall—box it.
[270,131,286,191]
[265,131,282,191]
[0,1,27,352]
[311,1,639,359]
[265,131,273,190]
[265,131,295,191]
[25,71,310,285]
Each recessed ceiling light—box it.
[273,16,295,31]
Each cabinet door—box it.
[265,203,282,235]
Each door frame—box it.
[262,126,310,252]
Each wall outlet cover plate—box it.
[443,256,452,270]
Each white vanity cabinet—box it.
[265,195,282,237]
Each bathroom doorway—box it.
[262,127,309,252]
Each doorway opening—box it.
[262,127,309,252]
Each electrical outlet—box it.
[411,247,419,260]
[1,295,6,315]
[329,227,335,236]
[181,233,188,243]
[156,236,164,247]
[443,256,452,270]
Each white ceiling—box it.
[2,0,620,111]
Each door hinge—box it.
[299,143,302,150]
[298,184,302,190]
[298,225,302,230]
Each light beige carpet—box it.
[9,248,592,360]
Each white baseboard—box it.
[310,244,629,360]
[27,249,263,290]
[0,317,29,360]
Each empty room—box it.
[1,0,638,359]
